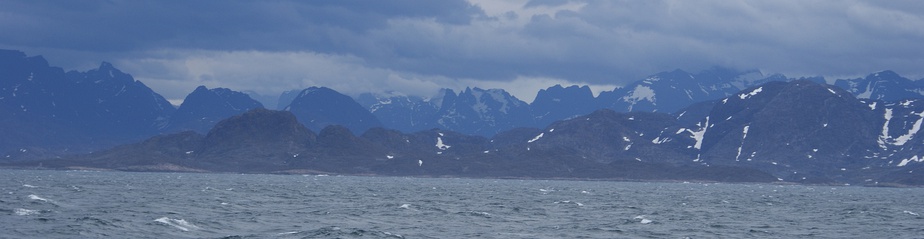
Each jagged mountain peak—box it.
[0,50,177,156]
[428,88,456,107]
[435,86,535,136]
[98,61,116,70]
[536,84,592,96]
[597,66,784,113]
[531,84,598,126]
[78,61,136,85]
[459,87,527,112]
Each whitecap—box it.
[383,231,403,238]
[554,200,584,206]
[154,217,200,232]
[464,211,491,218]
[399,204,411,209]
[905,210,920,216]
[22,184,37,188]
[276,231,299,236]
[14,208,39,216]
[28,194,52,203]
[634,215,653,224]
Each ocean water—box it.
[1,169,923,238]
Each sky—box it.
[1,0,923,105]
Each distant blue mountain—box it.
[356,92,439,133]
[286,87,383,134]
[531,85,598,127]
[1,49,174,157]
[7,48,924,185]
[166,86,264,133]
[64,62,176,135]
[834,70,924,102]
[597,67,786,113]
[357,87,535,136]
[434,87,535,137]
[356,67,794,136]
[275,89,301,110]
[241,90,278,110]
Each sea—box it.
[1,169,922,239]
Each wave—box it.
[289,226,405,238]
[27,194,56,205]
[554,200,584,206]
[14,208,39,216]
[154,217,200,232]
[457,210,491,218]
[634,215,653,224]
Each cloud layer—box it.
[1,0,922,102]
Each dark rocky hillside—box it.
[16,108,778,183]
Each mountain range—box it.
[3,49,924,185]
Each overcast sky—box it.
[2,0,923,104]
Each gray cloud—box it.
[1,0,923,101]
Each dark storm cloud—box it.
[0,0,483,51]
[1,0,923,101]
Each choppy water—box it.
[1,169,923,238]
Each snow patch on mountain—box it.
[898,156,924,167]
[486,89,517,114]
[652,137,670,144]
[621,85,656,111]
[735,125,750,162]
[891,111,924,146]
[738,87,763,100]
[879,108,924,148]
[856,82,875,99]
[435,137,451,150]
[528,133,544,143]
[686,116,710,150]
[879,108,893,148]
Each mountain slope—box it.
[0,50,175,158]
